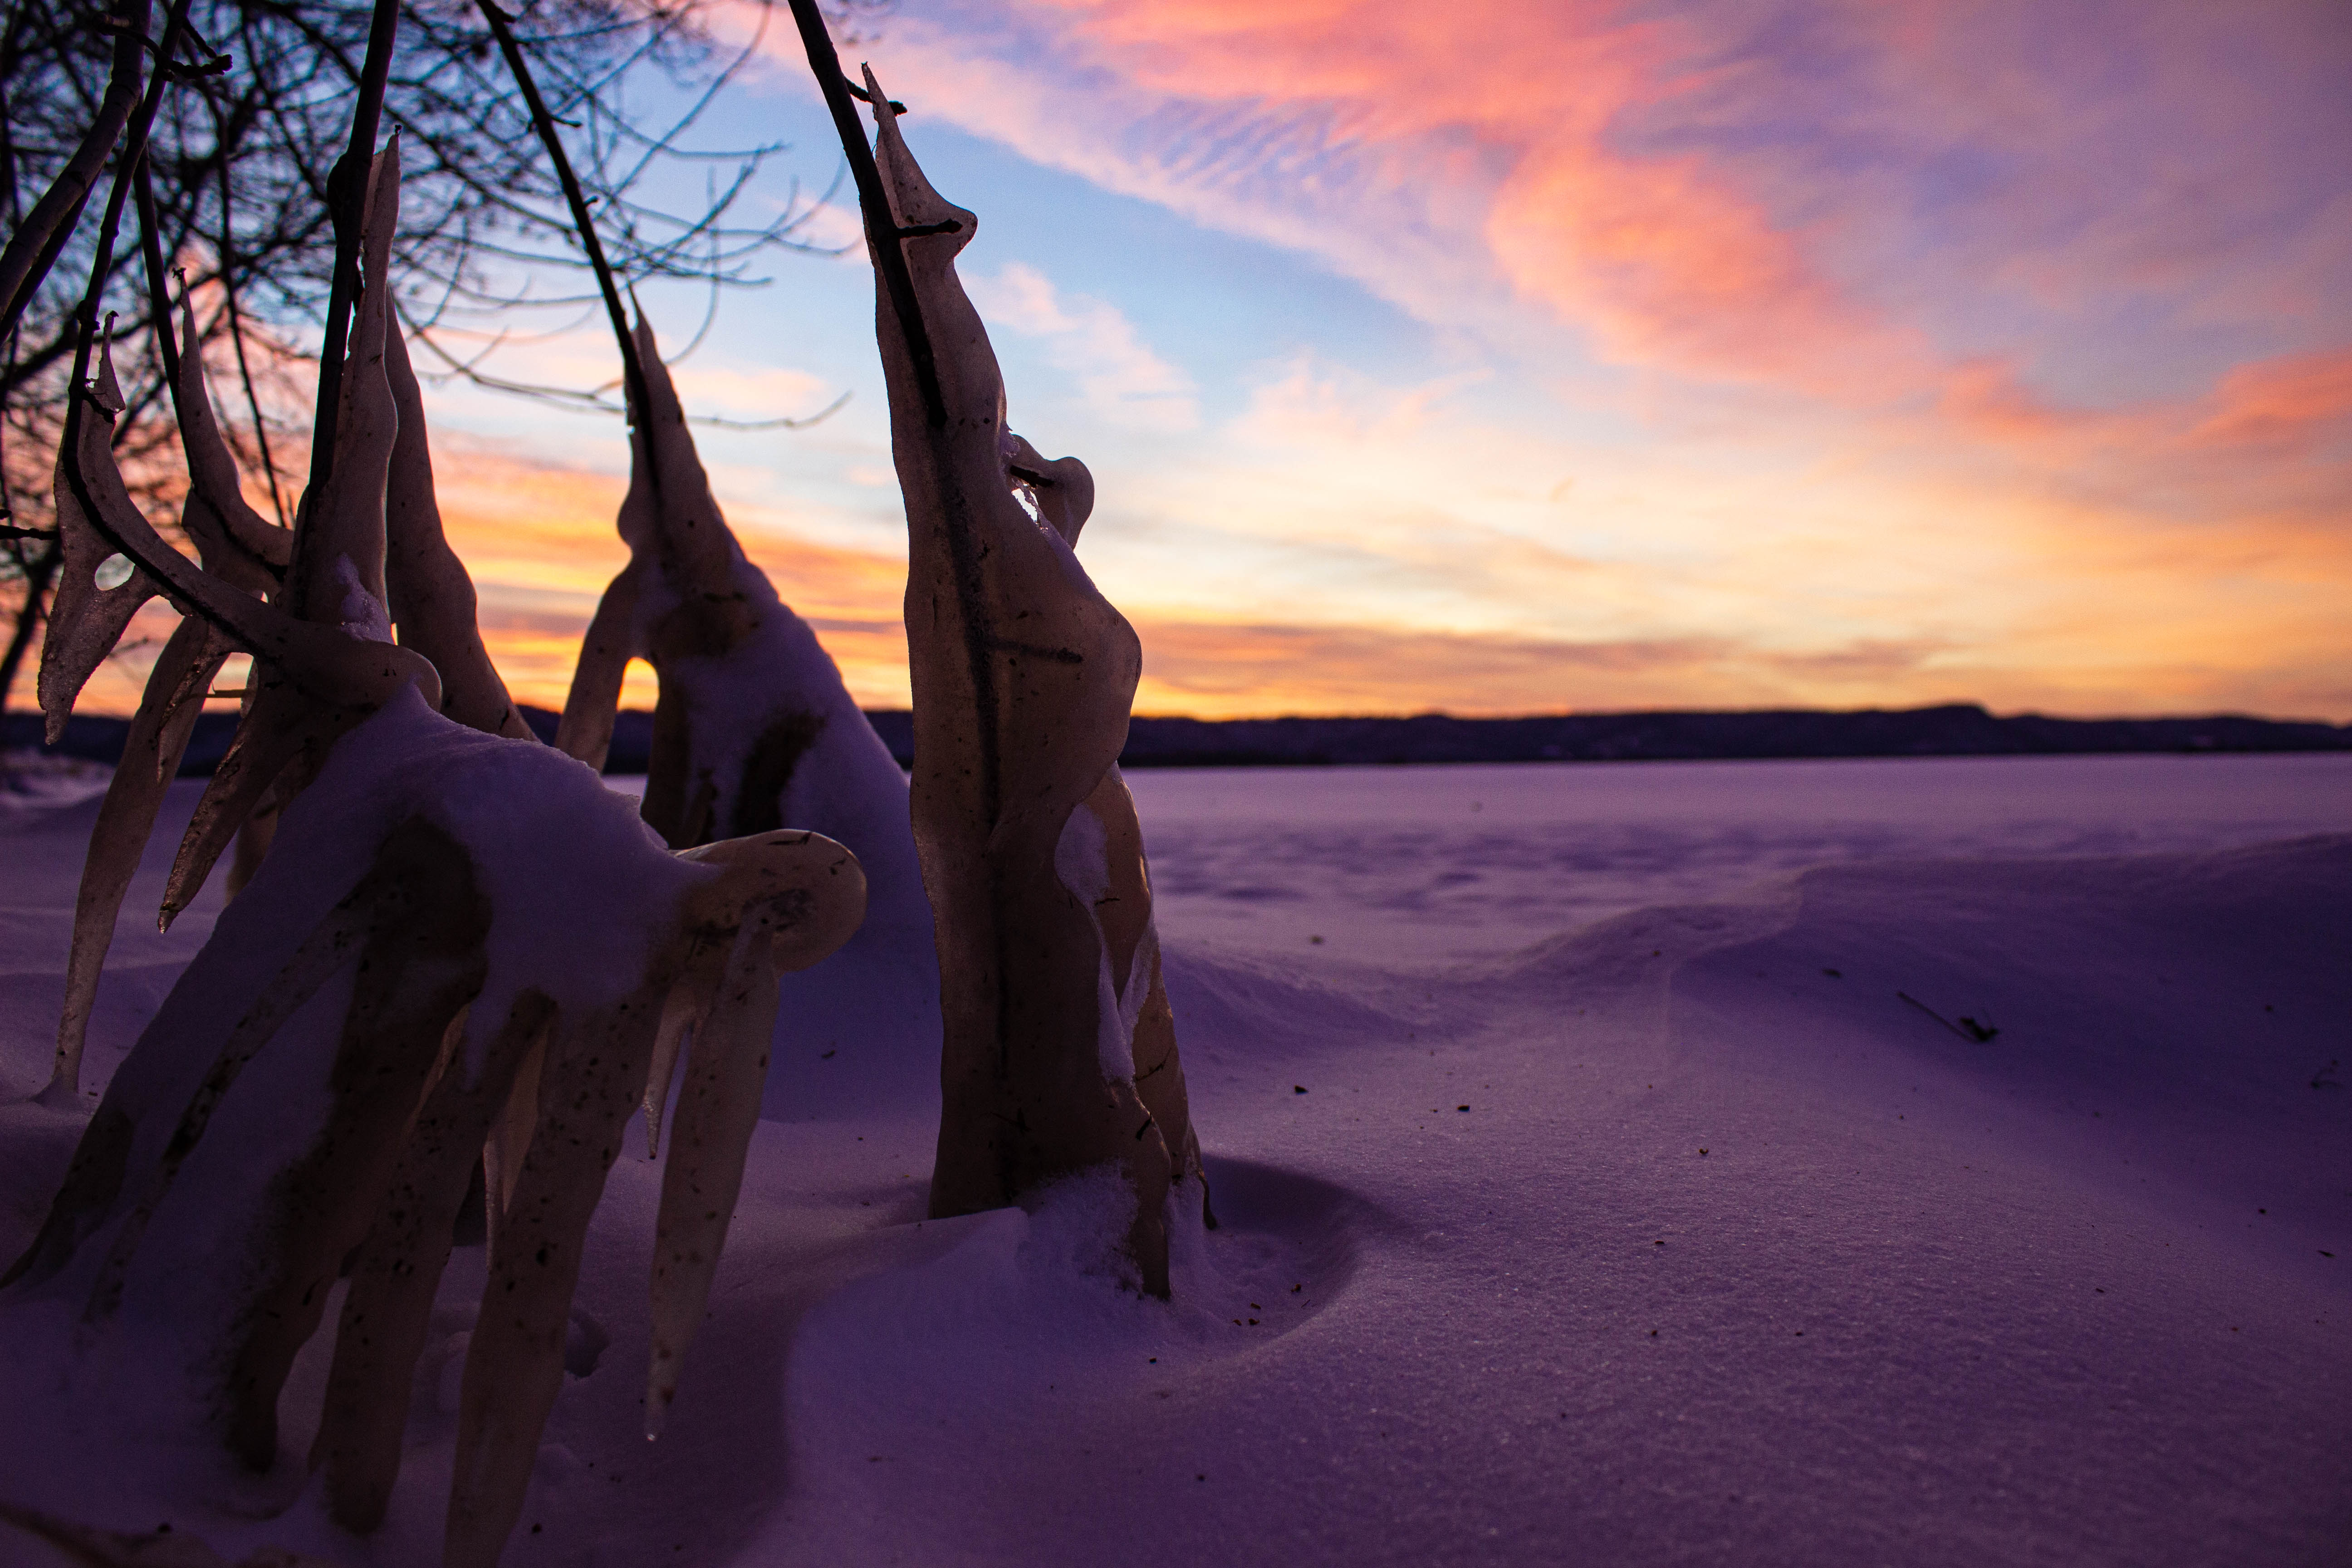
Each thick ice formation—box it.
[42,293,292,1106]
[854,72,1201,1293]
[158,140,425,931]
[36,147,442,1103]
[43,141,547,1107]
[554,314,936,1120]
[2,692,867,1568]
[13,132,878,1568]
[381,324,532,743]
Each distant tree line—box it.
[14,701,2350,775]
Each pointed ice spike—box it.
[562,312,832,831]
[44,614,226,1104]
[174,289,288,590]
[160,686,328,930]
[83,866,390,1328]
[553,560,641,769]
[316,990,556,1534]
[645,923,778,1438]
[159,609,452,925]
[446,994,666,1568]
[633,315,741,593]
[481,1025,547,1269]
[289,139,401,634]
[45,265,305,1092]
[382,323,532,738]
[638,828,866,1431]
[640,950,720,1160]
[554,314,750,783]
[151,625,232,784]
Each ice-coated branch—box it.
[302,0,403,505]
[552,315,929,949]
[40,138,538,1102]
[160,139,439,929]
[836,70,1205,1294]
[5,695,869,1568]
[787,0,946,428]
[474,0,655,469]
[382,323,533,739]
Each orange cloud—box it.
[1935,343,2352,534]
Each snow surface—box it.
[1,751,2347,1565]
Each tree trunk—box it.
[0,533,58,712]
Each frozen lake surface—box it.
[3,745,2346,1567]
[1127,752,2352,964]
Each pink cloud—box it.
[2191,348,2352,456]
[812,0,2346,420]
[966,0,1928,395]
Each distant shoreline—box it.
[9,702,2349,777]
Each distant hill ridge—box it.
[8,702,2348,776]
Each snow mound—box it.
[759,833,2351,1568]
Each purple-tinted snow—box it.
[0,753,2345,1566]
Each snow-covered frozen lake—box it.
[2,747,2347,1567]
[1127,751,2352,964]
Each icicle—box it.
[287,139,401,634]
[157,140,422,925]
[644,921,776,1438]
[44,615,228,1104]
[315,990,556,1534]
[642,827,868,1436]
[445,995,666,1568]
[382,323,533,739]
[480,1025,546,1267]
[220,817,489,1470]
[640,952,720,1160]
[173,289,289,591]
[550,558,640,770]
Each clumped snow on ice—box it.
[1,752,2347,1565]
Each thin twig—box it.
[475,0,653,464]
[0,0,152,347]
[403,318,848,429]
[1896,991,1998,1044]
[131,153,181,417]
[785,0,945,427]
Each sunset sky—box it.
[73,0,2352,720]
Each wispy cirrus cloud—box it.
[967,262,1200,430]
[786,0,2350,412]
